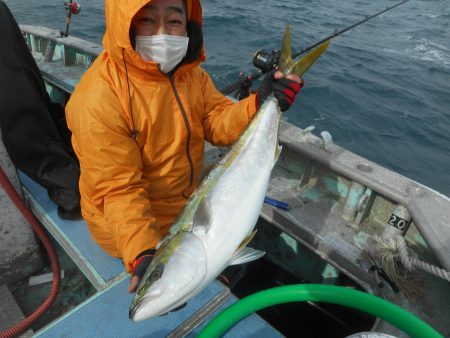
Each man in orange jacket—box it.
[66,0,302,293]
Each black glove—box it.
[132,248,156,279]
[256,69,304,112]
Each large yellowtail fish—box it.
[129,25,330,321]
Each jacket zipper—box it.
[168,76,194,191]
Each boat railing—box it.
[19,23,450,274]
[20,25,102,93]
[276,122,450,272]
[20,24,101,63]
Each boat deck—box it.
[19,172,282,337]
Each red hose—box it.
[0,167,61,338]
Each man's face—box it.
[132,0,187,37]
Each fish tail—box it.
[278,23,330,77]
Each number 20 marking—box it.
[388,214,409,230]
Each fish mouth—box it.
[130,294,186,321]
[129,264,165,321]
[129,289,162,321]
[158,301,187,317]
[129,231,208,321]
[129,303,139,320]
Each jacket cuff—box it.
[247,93,258,120]
[125,240,160,273]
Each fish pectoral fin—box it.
[229,247,265,266]
[278,23,330,77]
[193,198,212,232]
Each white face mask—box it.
[135,34,189,74]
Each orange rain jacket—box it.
[66,0,258,273]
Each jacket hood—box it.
[103,0,203,73]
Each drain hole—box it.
[357,163,373,173]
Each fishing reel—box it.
[61,1,81,37]
[64,1,81,15]
[252,49,280,73]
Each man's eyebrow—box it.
[166,6,185,15]
[143,4,185,15]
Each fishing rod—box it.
[60,0,81,37]
[219,0,410,97]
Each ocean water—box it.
[5,0,450,197]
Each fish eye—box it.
[150,271,160,281]
[149,264,165,282]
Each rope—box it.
[375,235,450,283]
[396,236,450,282]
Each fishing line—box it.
[219,0,410,96]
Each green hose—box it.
[198,284,442,338]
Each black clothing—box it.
[0,1,81,219]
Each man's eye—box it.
[141,17,154,23]
[169,20,182,24]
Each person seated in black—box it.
[0,0,81,219]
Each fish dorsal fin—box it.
[278,23,330,77]
[230,247,265,266]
